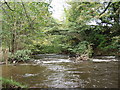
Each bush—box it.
[31,44,62,54]
[61,41,93,57]
[74,41,93,57]
[9,49,32,62]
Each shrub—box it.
[61,41,93,57]
[9,49,32,62]
[74,41,93,57]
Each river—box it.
[1,54,119,88]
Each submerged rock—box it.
[76,54,89,61]
[69,54,89,61]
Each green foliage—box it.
[1,2,54,54]
[99,36,120,51]
[31,44,62,54]
[59,1,120,56]
[1,1,119,57]
[75,42,93,57]
[9,49,32,62]
[60,41,93,57]
[0,77,27,88]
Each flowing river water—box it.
[1,54,119,88]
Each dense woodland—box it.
[0,1,120,62]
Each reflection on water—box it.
[2,54,119,88]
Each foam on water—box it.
[23,73,39,77]
[92,59,118,62]
[41,59,71,64]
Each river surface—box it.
[1,54,119,88]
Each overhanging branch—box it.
[2,7,11,19]
[4,0,14,11]
[99,1,112,16]
[0,2,5,7]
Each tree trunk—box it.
[11,22,17,54]
[11,33,15,54]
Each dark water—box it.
[2,54,119,88]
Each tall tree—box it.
[1,2,54,54]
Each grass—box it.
[0,77,27,88]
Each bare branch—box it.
[0,2,5,7]
[4,0,14,11]
[2,7,11,19]
[21,1,35,30]
[21,1,30,21]
[99,1,112,16]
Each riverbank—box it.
[0,54,119,65]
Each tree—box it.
[1,2,53,53]
[50,1,120,56]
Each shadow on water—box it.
[2,54,119,88]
